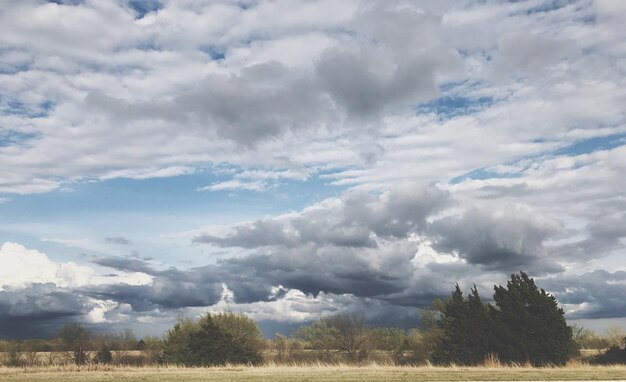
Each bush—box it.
[160,313,263,366]
[591,345,626,365]
[297,313,370,363]
[369,327,405,362]
[2,341,23,367]
[270,334,306,364]
[140,336,163,365]
[212,312,265,358]
[94,346,113,364]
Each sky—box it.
[1,0,626,339]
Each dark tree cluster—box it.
[592,345,626,364]
[432,272,575,366]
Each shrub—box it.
[94,346,113,364]
[297,313,370,363]
[591,345,626,365]
[212,312,265,359]
[160,313,263,366]
[2,341,23,367]
[57,323,90,365]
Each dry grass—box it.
[0,364,625,381]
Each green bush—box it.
[160,313,263,366]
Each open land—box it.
[1,365,626,382]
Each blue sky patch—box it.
[127,0,163,19]
[527,0,574,14]
[416,95,493,119]
[0,97,54,118]
[0,130,39,148]
[47,0,84,5]
[555,133,626,156]
[450,167,525,185]
[199,45,226,61]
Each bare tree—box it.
[605,325,626,348]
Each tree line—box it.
[1,272,625,367]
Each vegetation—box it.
[432,272,575,366]
[57,324,91,365]
[1,272,624,369]
[160,313,263,366]
[3,365,626,382]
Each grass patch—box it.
[0,365,625,381]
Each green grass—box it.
[1,365,626,381]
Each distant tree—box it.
[22,339,43,366]
[57,324,91,365]
[140,336,163,365]
[296,313,371,362]
[570,325,610,350]
[403,307,444,365]
[296,319,340,362]
[369,327,405,354]
[605,325,626,348]
[3,341,23,367]
[42,338,63,365]
[272,333,290,363]
[405,327,441,365]
[94,345,113,364]
[323,313,370,361]
[271,333,304,364]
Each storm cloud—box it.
[1,0,625,337]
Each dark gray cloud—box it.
[317,1,459,118]
[194,184,451,247]
[0,283,93,339]
[430,208,564,274]
[549,213,626,260]
[85,62,328,146]
[541,270,626,319]
[93,256,155,274]
[83,261,224,311]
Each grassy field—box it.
[0,365,625,382]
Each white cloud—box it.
[0,242,93,290]
[199,179,267,192]
[0,242,152,290]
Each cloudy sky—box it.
[1,0,626,339]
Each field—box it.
[1,365,626,382]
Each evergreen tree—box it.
[464,286,492,364]
[432,284,470,364]
[433,272,574,366]
[433,285,493,365]
[491,272,574,365]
